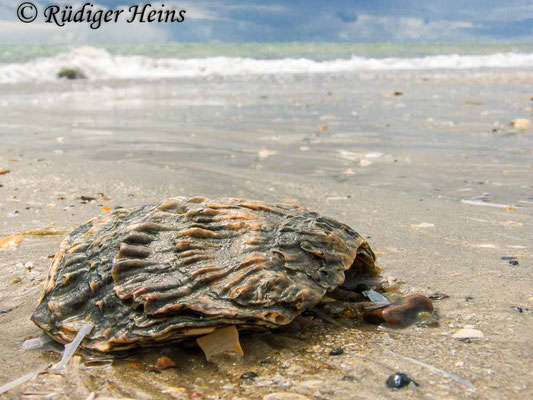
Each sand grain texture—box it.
[0,68,532,399]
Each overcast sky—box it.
[0,0,531,44]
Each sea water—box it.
[0,42,532,84]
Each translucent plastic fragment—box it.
[363,289,389,303]
[22,335,54,350]
[52,323,93,371]
[0,368,43,395]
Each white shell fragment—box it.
[411,222,435,229]
[196,326,244,362]
[452,328,484,340]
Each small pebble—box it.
[509,260,519,266]
[363,295,433,327]
[353,283,369,293]
[240,372,258,380]
[155,355,176,370]
[429,292,449,300]
[342,375,357,382]
[329,347,344,356]
[512,306,523,313]
[464,296,474,301]
[512,118,531,129]
[386,372,418,389]
[453,328,484,340]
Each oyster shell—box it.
[32,197,377,352]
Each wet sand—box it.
[0,69,532,399]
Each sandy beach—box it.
[0,66,532,399]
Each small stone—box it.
[80,195,96,202]
[57,67,86,80]
[342,375,357,382]
[240,372,258,380]
[329,347,344,356]
[10,277,21,285]
[386,372,418,389]
[353,283,369,293]
[512,306,523,313]
[297,379,324,390]
[509,260,519,266]
[258,149,278,159]
[363,295,433,327]
[511,118,531,129]
[162,386,187,399]
[452,328,484,340]
[155,355,176,370]
[429,292,449,301]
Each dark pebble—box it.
[80,196,96,201]
[386,372,418,389]
[509,260,519,266]
[342,375,357,382]
[429,292,449,301]
[465,296,474,301]
[240,372,258,380]
[329,348,344,356]
[512,306,523,313]
[353,283,369,293]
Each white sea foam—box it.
[1,46,532,84]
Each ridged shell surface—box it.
[32,197,376,352]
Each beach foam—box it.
[1,46,532,84]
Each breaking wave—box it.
[1,46,532,84]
